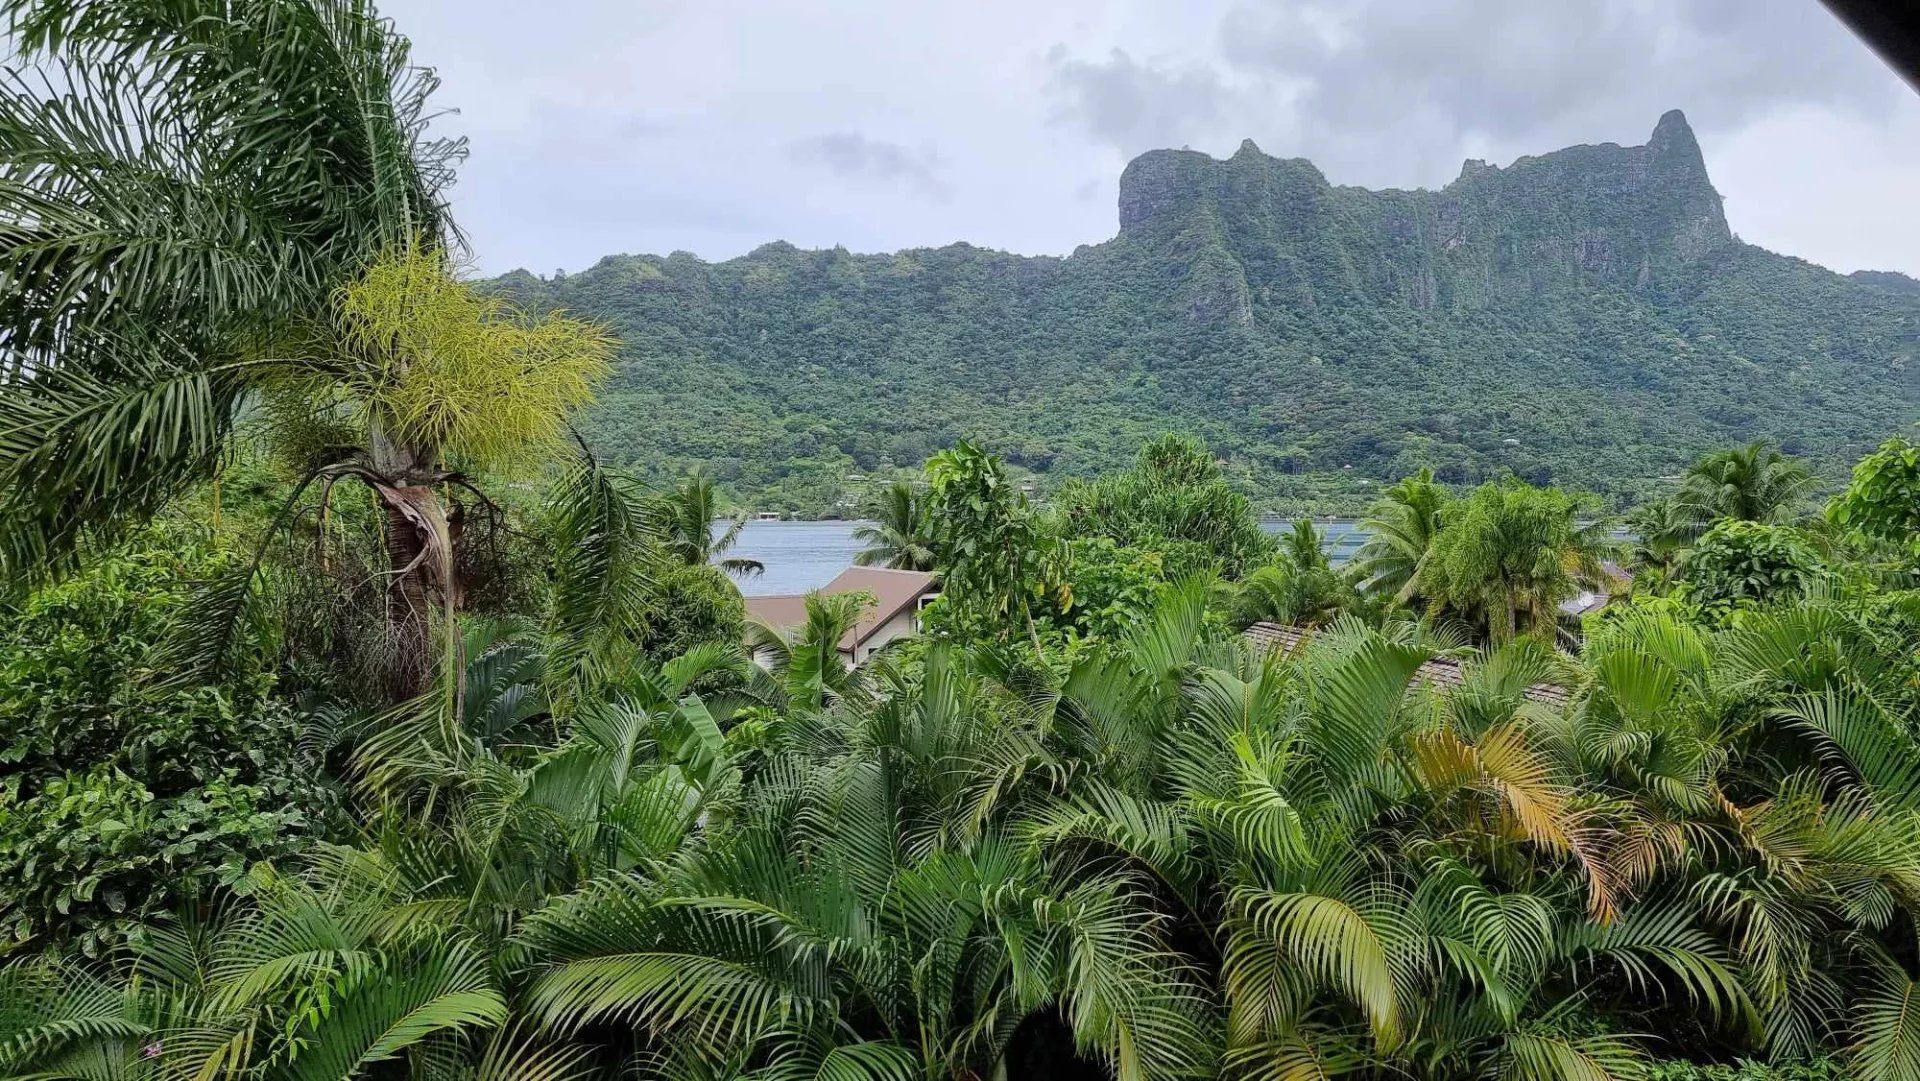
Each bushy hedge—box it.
[0,527,340,955]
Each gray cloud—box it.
[787,133,951,200]
[1212,0,1900,160]
[1045,46,1247,155]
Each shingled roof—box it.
[1244,622,1571,708]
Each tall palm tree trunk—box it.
[369,425,460,700]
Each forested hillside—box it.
[491,110,1919,515]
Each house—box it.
[745,566,940,664]
[1557,560,1633,620]
[1243,622,1572,708]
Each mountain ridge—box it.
[487,111,1919,515]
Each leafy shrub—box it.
[0,528,338,955]
[0,766,314,956]
[1048,537,1168,640]
[1054,434,1275,579]
[637,563,747,663]
[1647,1058,1844,1081]
[1830,437,1920,560]
[1677,520,1827,618]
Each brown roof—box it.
[1243,622,1570,707]
[745,567,939,652]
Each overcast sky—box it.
[384,0,1920,278]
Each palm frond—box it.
[542,452,664,706]
[276,939,508,1081]
[1853,952,1920,1081]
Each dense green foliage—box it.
[0,526,337,956]
[490,115,1918,516]
[1225,521,1360,630]
[5,410,1920,1081]
[1646,1061,1844,1081]
[1675,520,1828,619]
[1830,437,1920,559]
[923,441,1056,643]
[1352,468,1448,600]
[632,563,747,663]
[1057,434,1277,578]
[8,562,1920,1079]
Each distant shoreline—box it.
[749,514,1372,525]
[728,516,1374,597]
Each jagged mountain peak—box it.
[1114,112,1733,307]
[1650,107,1697,150]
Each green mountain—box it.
[488,111,1919,515]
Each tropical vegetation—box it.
[0,0,613,699]
[4,3,1920,1080]
[4,417,1916,1079]
[853,481,939,571]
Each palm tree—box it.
[657,469,764,578]
[852,479,937,570]
[1677,440,1814,528]
[1423,477,1616,642]
[1625,494,1695,584]
[0,0,611,697]
[1354,466,1448,603]
[744,589,869,709]
[1228,561,1349,628]
[1280,517,1329,572]
[1229,521,1349,629]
